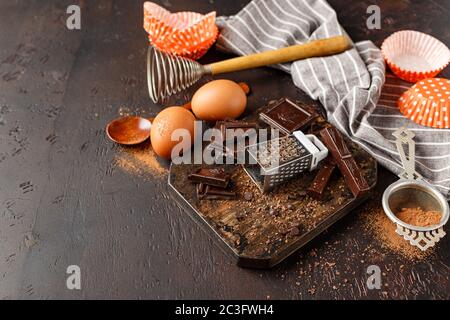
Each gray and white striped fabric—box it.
[216,0,450,199]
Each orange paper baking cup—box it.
[398,78,450,129]
[143,2,218,60]
[382,30,450,83]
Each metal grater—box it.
[244,131,328,193]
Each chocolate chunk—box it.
[269,208,280,217]
[196,183,206,196]
[288,190,307,200]
[197,183,236,200]
[208,121,258,161]
[290,221,301,228]
[307,159,336,200]
[188,167,230,188]
[288,227,301,237]
[216,120,258,142]
[220,121,258,159]
[319,127,370,198]
[282,225,301,237]
[260,98,318,135]
[243,191,253,201]
[236,211,247,220]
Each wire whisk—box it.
[147,46,210,102]
[147,36,352,103]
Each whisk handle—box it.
[207,35,351,75]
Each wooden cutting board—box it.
[168,105,377,268]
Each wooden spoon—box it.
[106,116,152,145]
[106,102,192,145]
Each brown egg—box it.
[150,106,196,159]
[191,79,247,121]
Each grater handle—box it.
[293,131,328,171]
[306,134,329,170]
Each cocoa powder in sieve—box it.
[395,207,441,227]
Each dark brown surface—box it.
[0,0,449,299]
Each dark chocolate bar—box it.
[260,98,318,135]
[307,159,336,200]
[188,168,230,188]
[216,120,258,142]
[208,121,258,161]
[196,183,236,200]
[319,127,369,198]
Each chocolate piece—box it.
[188,168,230,188]
[236,211,247,220]
[208,121,258,161]
[214,119,258,141]
[220,121,258,156]
[196,183,206,197]
[288,190,307,200]
[269,208,280,216]
[243,191,253,201]
[288,227,300,237]
[307,159,336,200]
[215,120,258,142]
[319,127,370,198]
[197,183,236,200]
[282,225,301,236]
[260,98,318,135]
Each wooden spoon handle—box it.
[207,35,351,75]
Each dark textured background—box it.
[0,0,448,299]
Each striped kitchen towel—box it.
[216,0,450,198]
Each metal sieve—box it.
[382,127,449,251]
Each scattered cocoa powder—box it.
[395,207,441,227]
[364,206,433,260]
[117,106,152,117]
[114,143,167,178]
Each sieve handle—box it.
[392,127,422,180]
[207,36,352,75]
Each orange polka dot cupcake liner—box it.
[143,2,219,60]
[382,30,450,83]
[398,78,450,129]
